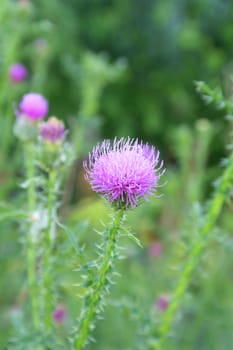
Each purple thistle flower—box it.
[19,93,48,121]
[52,306,67,324]
[39,117,65,144]
[84,138,164,208]
[9,63,28,83]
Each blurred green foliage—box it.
[31,0,233,151]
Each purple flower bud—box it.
[52,306,67,324]
[9,63,28,83]
[84,137,165,209]
[19,93,48,121]
[39,117,65,144]
[149,241,163,258]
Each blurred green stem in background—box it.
[151,150,233,350]
[0,0,32,200]
[174,119,212,208]
[24,142,39,329]
[43,169,56,330]
[191,119,213,203]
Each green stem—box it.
[74,209,124,350]
[152,152,233,350]
[24,143,39,329]
[44,169,56,330]
[2,88,18,157]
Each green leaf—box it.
[0,210,27,222]
[121,227,143,248]
[56,220,84,256]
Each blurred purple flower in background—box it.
[9,63,28,83]
[149,241,163,258]
[156,294,170,312]
[39,117,65,144]
[84,137,164,208]
[52,305,67,325]
[19,93,48,121]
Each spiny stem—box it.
[44,169,56,330]
[24,143,39,329]
[152,152,233,350]
[74,209,124,350]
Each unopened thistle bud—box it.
[39,117,66,144]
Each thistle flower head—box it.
[19,92,48,121]
[39,117,65,144]
[84,137,164,209]
[9,63,28,83]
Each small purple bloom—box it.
[9,63,28,83]
[39,117,65,144]
[52,306,67,324]
[149,241,163,258]
[84,138,164,208]
[19,93,48,121]
[156,294,170,311]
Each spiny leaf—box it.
[121,227,143,247]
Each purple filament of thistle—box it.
[84,137,165,208]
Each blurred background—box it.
[1,0,233,349]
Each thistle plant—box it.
[37,116,70,331]
[150,82,233,350]
[12,91,74,343]
[14,92,49,329]
[72,137,164,349]
[151,151,233,349]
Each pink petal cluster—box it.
[39,117,65,144]
[9,63,28,83]
[19,93,48,121]
[84,138,164,208]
